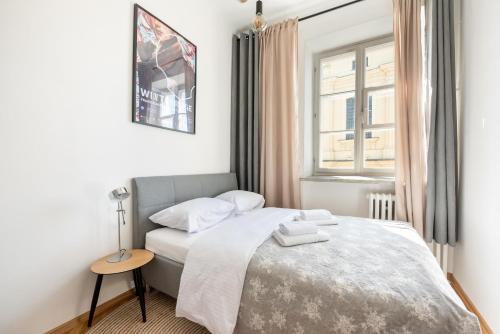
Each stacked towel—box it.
[294,216,339,226]
[279,222,318,236]
[273,209,338,246]
[273,230,330,247]
[295,209,339,226]
[299,209,332,221]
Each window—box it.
[314,36,395,175]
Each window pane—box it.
[320,92,355,132]
[320,52,356,95]
[367,88,394,125]
[365,42,394,88]
[363,128,395,169]
[320,132,354,169]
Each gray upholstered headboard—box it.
[132,173,238,248]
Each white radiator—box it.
[368,193,450,273]
[429,242,450,273]
[368,193,395,220]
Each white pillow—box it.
[149,197,235,233]
[216,190,265,214]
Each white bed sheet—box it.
[176,207,298,334]
[145,227,206,264]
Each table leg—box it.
[88,274,103,327]
[133,270,139,296]
[134,268,147,322]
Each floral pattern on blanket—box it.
[235,217,480,334]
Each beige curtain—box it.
[259,19,300,209]
[393,0,427,236]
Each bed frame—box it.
[132,173,238,298]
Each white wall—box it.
[297,0,394,216]
[301,179,394,217]
[453,0,500,331]
[0,1,237,333]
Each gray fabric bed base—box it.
[142,254,183,299]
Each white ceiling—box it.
[219,0,358,30]
[256,0,343,18]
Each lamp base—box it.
[106,250,132,263]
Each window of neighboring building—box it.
[314,36,395,175]
[345,97,355,140]
[366,95,373,139]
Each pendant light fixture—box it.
[252,0,267,32]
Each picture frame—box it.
[132,4,197,134]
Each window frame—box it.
[313,35,394,176]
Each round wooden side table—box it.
[88,249,154,327]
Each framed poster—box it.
[132,4,197,134]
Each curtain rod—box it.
[298,0,366,22]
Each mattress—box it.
[145,227,206,264]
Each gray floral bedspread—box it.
[235,217,480,334]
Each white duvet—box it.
[176,207,297,334]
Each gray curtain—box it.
[425,0,458,245]
[230,32,260,192]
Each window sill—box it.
[300,175,395,184]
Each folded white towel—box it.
[272,229,330,247]
[294,215,339,226]
[279,222,318,236]
[311,218,339,226]
[300,209,332,221]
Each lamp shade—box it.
[111,187,130,201]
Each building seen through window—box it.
[317,38,395,174]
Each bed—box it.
[132,173,480,334]
[132,173,238,299]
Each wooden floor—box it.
[448,273,493,334]
[46,289,136,334]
